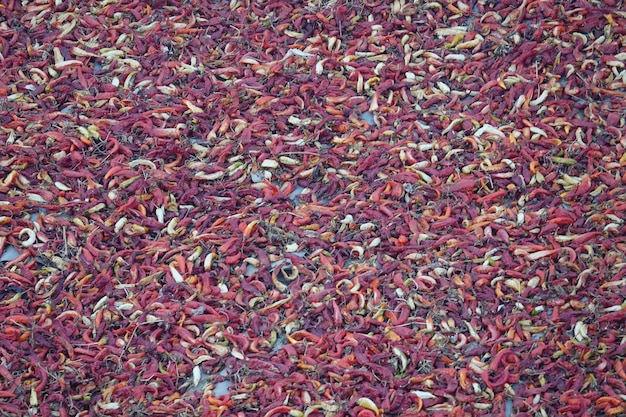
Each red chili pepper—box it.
[446,178,476,193]
[476,189,507,204]
[598,310,626,323]
[0,403,23,414]
[430,217,458,231]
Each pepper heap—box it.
[0,0,625,416]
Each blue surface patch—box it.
[360,111,375,126]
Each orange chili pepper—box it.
[615,359,626,381]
